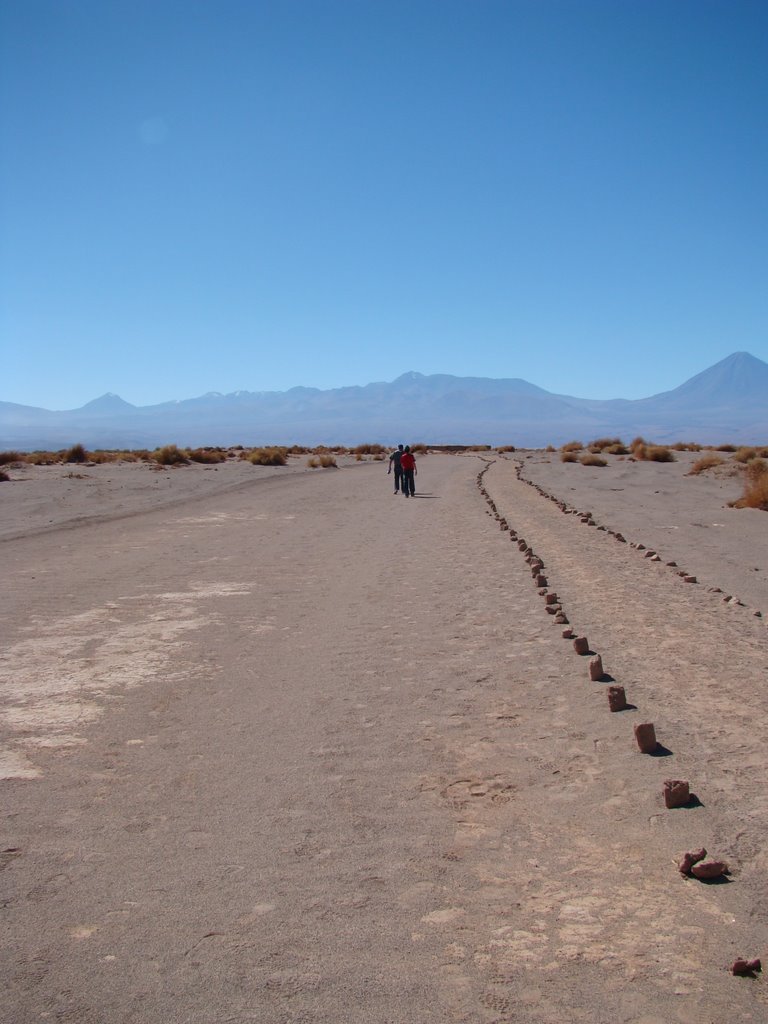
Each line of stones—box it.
[475,458,761,977]
[506,456,764,624]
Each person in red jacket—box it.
[400,445,417,497]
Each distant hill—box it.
[1,352,767,450]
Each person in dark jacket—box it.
[400,445,417,497]
[388,444,404,494]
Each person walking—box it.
[388,444,404,494]
[400,445,417,497]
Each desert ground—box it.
[1,450,766,1023]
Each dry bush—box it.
[354,452,364,461]
[153,444,189,466]
[64,443,88,463]
[88,450,122,464]
[249,447,287,466]
[560,440,583,452]
[0,451,24,465]
[352,443,384,455]
[467,445,491,451]
[716,443,737,452]
[318,453,337,467]
[373,453,385,461]
[188,448,227,464]
[687,454,724,475]
[411,443,428,454]
[579,453,607,467]
[629,437,647,452]
[671,441,702,451]
[604,443,629,455]
[496,445,516,453]
[589,437,623,452]
[26,451,60,465]
[286,445,310,455]
[633,443,675,462]
[306,456,320,468]
[734,459,768,509]
[560,452,578,463]
[733,447,759,463]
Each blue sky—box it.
[2,0,766,410]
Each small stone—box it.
[607,685,627,712]
[644,550,657,558]
[536,575,548,588]
[554,613,568,624]
[683,575,697,584]
[545,592,558,605]
[678,848,707,874]
[690,860,728,880]
[650,554,662,562]
[635,722,658,754]
[573,636,589,655]
[663,779,690,808]
[562,628,574,639]
[731,958,761,975]
[667,560,677,567]
[589,655,604,681]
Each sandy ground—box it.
[1,452,767,1023]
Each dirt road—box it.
[2,455,766,1022]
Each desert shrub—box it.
[589,437,623,452]
[0,451,24,465]
[411,443,428,454]
[318,453,337,467]
[688,454,724,475]
[604,443,629,455]
[716,444,737,452]
[26,451,60,465]
[153,444,189,466]
[496,445,516,453]
[629,437,647,452]
[286,445,310,455]
[734,459,768,509]
[306,456,320,468]
[188,448,227,464]
[352,443,384,455]
[373,453,385,461]
[579,453,607,467]
[249,447,287,466]
[560,452,578,463]
[733,447,759,463]
[560,440,583,452]
[64,443,88,463]
[671,441,702,451]
[467,445,491,451]
[645,445,675,462]
[633,443,675,462]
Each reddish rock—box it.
[589,655,604,681]
[690,860,729,880]
[678,848,707,874]
[634,722,658,754]
[663,779,690,808]
[683,575,697,584]
[555,614,569,625]
[545,592,559,605]
[573,636,589,655]
[607,685,627,712]
[731,958,761,975]
[562,628,574,639]
[536,575,548,588]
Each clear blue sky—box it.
[2,0,766,410]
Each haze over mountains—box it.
[2,352,766,450]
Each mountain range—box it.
[2,352,766,450]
